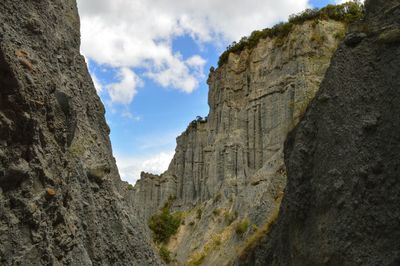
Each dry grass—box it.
[310,32,326,45]
[212,208,221,216]
[189,252,206,266]
[224,211,238,225]
[187,228,232,265]
[238,192,284,260]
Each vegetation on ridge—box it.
[217,1,364,67]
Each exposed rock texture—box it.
[0,0,160,265]
[132,19,347,264]
[236,0,400,265]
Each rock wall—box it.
[133,20,346,216]
[132,19,347,264]
[0,0,160,265]
[236,0,400,265]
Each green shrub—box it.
[217,1,364,67]
[251,224,259,232]
[127,184,134,190]
[148,206,182,243]
[311,19,320,28]
[162,195,176,209]
[212,209,221,216]
[224,211,238,225]
[310,33,326,45]
[159,246,172,264]
[212,235,222,247]
[196,208,202,219]
[334,31,345,40]
[236,218,250,235]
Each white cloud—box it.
[107,68,142,104]
[146,53,205,93]
[77,0,309,96]
[186,55,206,67]
[115,151,175,184]
[186,55,206,76]
[121,110,141,121]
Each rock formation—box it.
[132,18,348,264]
[0,0,160,265]
[2,0,393,265]
[236,0,400,265]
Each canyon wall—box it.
[132,19,347,264]
[0,0,160,265]
[133,20,346,217]
[236,0,400,265]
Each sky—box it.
[76,0,352,184]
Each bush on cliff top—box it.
[217,1,364,67]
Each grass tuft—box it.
[235,218,250,235]
[159,246,172,264]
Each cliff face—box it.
[132,19,346,264]
[0,1,160,265]
[237,0,400,265]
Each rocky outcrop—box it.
[236,0,400,265]
[0,0,160,265]
[132,19,347,264]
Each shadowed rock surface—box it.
[0,0,160,265]
[236,0,400,265]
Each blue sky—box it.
[77,0,344,184]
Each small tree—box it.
[148,206,182,243]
